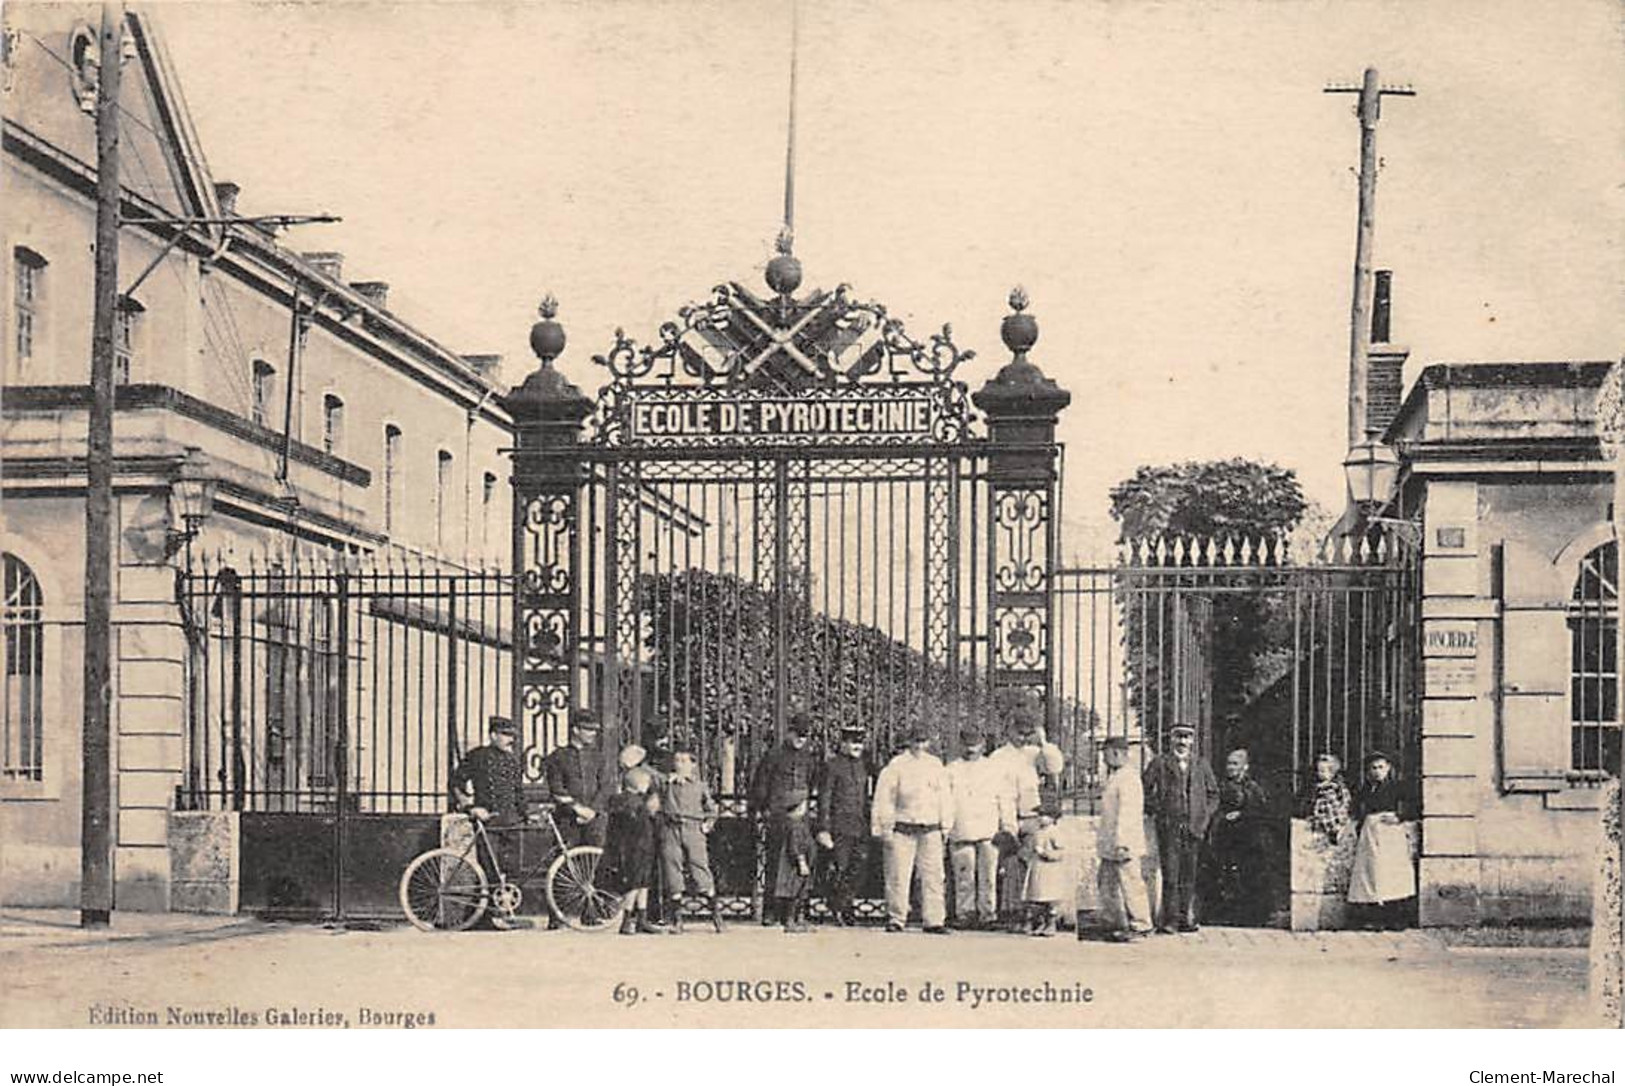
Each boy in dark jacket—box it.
[775,792,817,933]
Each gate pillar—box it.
[973,288,1071,734]
[503,297,594,767]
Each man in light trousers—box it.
[1093,735,1153,942]
[872,726,954,934]
[946,728,1014,929]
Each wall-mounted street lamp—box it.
[165,446,216,560]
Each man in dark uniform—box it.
[449,715,529,930]
[542,713,612,850]
[748,714,819,925]
[1142,722,1221,934]
[815,724,870,926]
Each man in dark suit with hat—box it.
[815,724,871,926]
[748,714,819,924]
[1142,723,1220,933]
[449,715,529,930]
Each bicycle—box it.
[398,806,624,932]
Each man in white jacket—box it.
[1094,735,1153,942]
[872,726,954,934]
[946,729,1015,929]
[989,708,1066,927]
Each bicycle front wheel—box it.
[400,848,488,932]
[546,845,623,932]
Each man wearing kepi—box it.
[1092,736,1152,942]
[543,712,612,849]
[1142,723,1220,934]
[871,725,953,934]
[815,724,871,927]
[749,714,819,925]
[449,715,528,931]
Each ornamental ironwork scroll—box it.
[517,490,575,754]
[588,280,979,449]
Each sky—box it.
[154,0,1624,559]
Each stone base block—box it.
[169,811,239,915]
[1290,892,1349,931]
[1419,856,1482,927]
[441,813,474,852]
[115,847,172,912]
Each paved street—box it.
[0,910,1601,1028]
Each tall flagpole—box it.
[781,0,799,249]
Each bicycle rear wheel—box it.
[400,848,488,932]
[546,845,622,932]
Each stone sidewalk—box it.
[0,907,268,951]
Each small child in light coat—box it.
[1022,804,1070,937]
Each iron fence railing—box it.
[178,554,514,814]
[1052,531,1421,814]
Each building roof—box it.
[1386,360,1616,466]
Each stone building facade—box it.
[1390,361,1616,925]
[1,3,513,908]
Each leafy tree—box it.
[1109,458,1307,544]
[1108,459,1309,753]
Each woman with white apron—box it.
[1347,750,1416,929]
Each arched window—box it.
[322,394,344,457]
[1569,541,1620,775]
[114,296,143,385]
[481,471,498,564]
[435,450,454,552]
[13,247,47,368]
[251,360,275,427]
[3,554,44,781]
[383,425,402,534]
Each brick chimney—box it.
[351,281,390,308]
[302,251,345,281]
[214,181,240,218]
[1366,269,1409,435]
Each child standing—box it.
[660,742,725,933]
[1023,803,1070,937]
[603,766,664,935]
[775,792,816,933]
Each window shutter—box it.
[1500,608,1570,790]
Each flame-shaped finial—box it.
[538,294,559,320]
[1008,285,1030,313]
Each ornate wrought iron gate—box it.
[505,270,1071,912]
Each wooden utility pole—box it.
[81,0,125,928]
[1325,67,1414,448]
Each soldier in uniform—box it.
[748,714,819,924]
[815,724,871,926]
[543,713,613,850]
[449,715,529,930]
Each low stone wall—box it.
[168,811,238,914]
[441,813,473,853]
[1590,779,1621,1027]
[1289,818,1419,930]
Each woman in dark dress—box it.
[603,767,664,935]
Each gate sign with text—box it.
[624,389,941,446]
[588,276,978,448]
